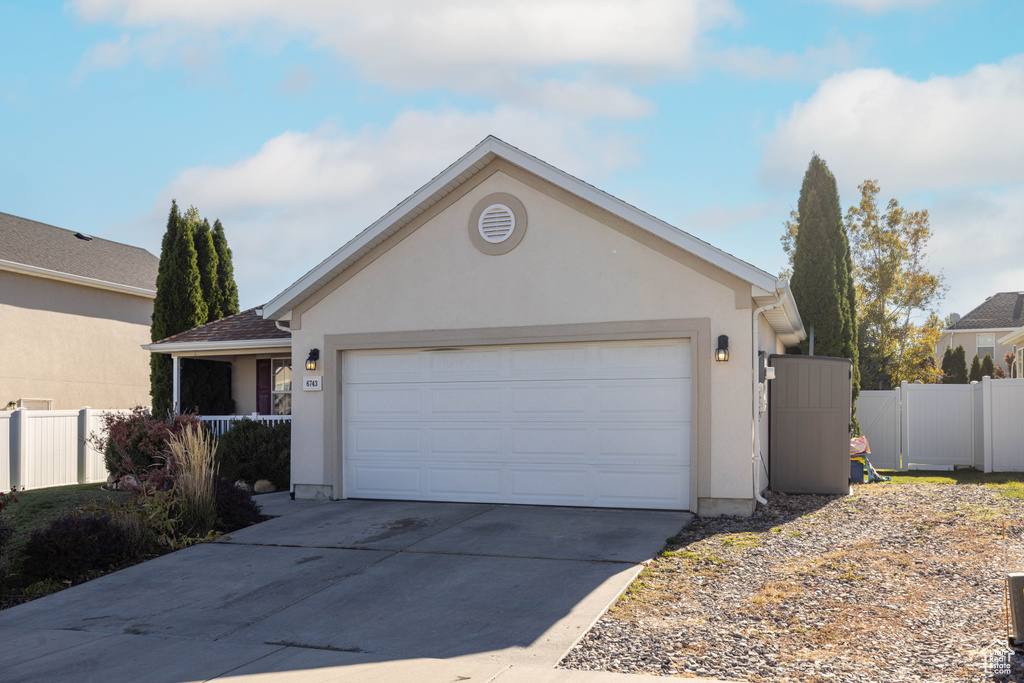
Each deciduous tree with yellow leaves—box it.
[845,180,946,386]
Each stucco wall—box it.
[0,270,153,410]
[288,162,783,514]
[936,329,1016,374]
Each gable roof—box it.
[948,292,1024,331]
[143,308,290,354]
[261,136,804,343]
[0,212,158,296]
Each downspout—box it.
[274,320,291,333]
[752,293,786,507]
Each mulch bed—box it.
[561,483,1024,682]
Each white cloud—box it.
[707,36,866,81]
[927,186,1024,318]
[70,0,736,118]
[761,57,1024,194]
[156,107,640,307]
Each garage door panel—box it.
[509,468,588,501]
[353,428,421,454]
[592,467,690,507]
[595,426,689,461]
[510,428,588,457]
[428,467,502,496]
[429,428,503,455]
[350,465,423,495]
[343,339,691,510]
[596,381,688,416]
[596,342,691,378]
[430,387,503,414]
[349,386,423,417]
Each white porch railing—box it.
[201,414,292,438]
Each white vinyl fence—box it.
[0,408,132,491]
[856,378,1024,471]
[201,414,291,438]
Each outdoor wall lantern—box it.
[305,348,320,372]
[715,335,729,362]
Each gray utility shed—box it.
[769,355,853,495]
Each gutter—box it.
[752,292,786,507]
[0,259,156,299]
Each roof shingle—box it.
[0,212,158,291]
[151,309,291,345]
[950,292,1024,330]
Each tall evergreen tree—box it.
[940,347,954,383]
[981,354,996,379]
[212,219,239,317]
[950,345,969,384]
[790,155,853,358]
[150,205,207,415]
[194,218,222,321]
[788,154,859,425]
[969,355,983,383]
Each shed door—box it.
[342,339,691,510]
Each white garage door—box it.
[342,339,691,510]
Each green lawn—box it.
[878,469,1024,500]
[4,483,130,555]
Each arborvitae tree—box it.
[788,154,859,427]
[950,345,969,384]
[940,347,954,383]
[212,219,239,317]
[790,155,849,358]
[969,355,983,383]
[150,205,207,415]
[981,354,996,379]
[194,218,222,321]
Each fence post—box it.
[981,377,993,472]
[9,408,25,490]
[78,407,91,484]
[899,381,910,471]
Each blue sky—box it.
[2,0,1022,318]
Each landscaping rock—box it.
[120,474,140,493]
[561,483,1024,683]
[106,473,115,488]
[234,480,253,493]
[253,479,276,494]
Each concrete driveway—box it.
[0,497,693,683]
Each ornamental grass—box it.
[167,424,219,538]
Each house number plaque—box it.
[303,376,323,391]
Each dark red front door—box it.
[256,359,271,415]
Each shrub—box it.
[0,487,17,585]
[23,513,132,582]
[167,424,218,537]
[217,419,291,490]
[93,408,205,478]
[214,476,263,532]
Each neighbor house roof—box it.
[948,292,1024,331]
[0,211,158,296]
[143,308,291,355]
[261,136,805,345]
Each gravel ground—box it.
[561,483,1024,682]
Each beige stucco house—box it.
[253,137,805,517]
[936,292,1023,374]
[0,212,158,410]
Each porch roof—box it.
[143,308,291,355]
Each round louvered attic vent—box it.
[477,204,515,243]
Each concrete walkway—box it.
[0,497,716,682]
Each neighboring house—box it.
[143,309,292,415]
[936,292,1024,372]
[998,325,1024,378]
[0,212,158,410]
[256,136,805,516]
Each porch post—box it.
[172,356,181,414]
